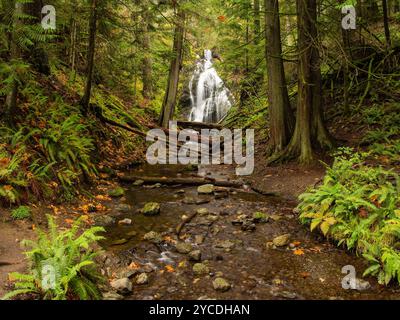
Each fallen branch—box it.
[119,175,244,188]
[176,211,198,237]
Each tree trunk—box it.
[382,0,391,47]
[273,0,332,164]
[141,8,153,99]
[254,0,261,42]
[81,0,98,113]
[265,0,294,154]
[5,1,23,125]
[159,7,185,128]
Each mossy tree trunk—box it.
[159,6,185,128]
[265,0,294,154]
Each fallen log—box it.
[177,121,223,130]
[118,175,245,188]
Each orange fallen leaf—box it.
[65,219,74,225]
[165,265,175,273]
[299,272,310,278]
[292,241,301,247]
[293,249,305,256]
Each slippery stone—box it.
[212,278,231,292]
[193,263,210,275]
[214,240,236,250]
[175,242,193,254]
[110,278,132,294]
[136,273,149,285]
[273,234,291,247]
[142,202,161,216]
[189,250,202,262]
[108,187,125,198]
[118,218,132,225]
[143,231,163,244]
[197,184,215,194]
[197,208,209,216]
[94,215,115,227]
[116,204,132,213]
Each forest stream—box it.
[95,163,400,300]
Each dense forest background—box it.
[1,0,400,300]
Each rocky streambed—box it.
[95,164,400,300]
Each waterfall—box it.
[188,49,233,123]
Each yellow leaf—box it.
[320,221,330,236]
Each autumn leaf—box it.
[293,249,305,256]
[358,208,369,218]
[299,272,310,279]
[165,265,175,273]
[65,219,74,225]
[217,15,226,22]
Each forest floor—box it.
[1,148,400,300]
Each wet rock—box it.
[175,242,193,254]
[270,214,282,221]
[273,234,291,247]
[108,187,125,198]
[103,292,124,300]
[116,204,132,213]
[183,197,210,205]
[94,215,115,227]
[265,242,275,249]
[189,250,202,262]
[207,215,219,223]
[214,191,229,199]
[118,218,132,225]
[142,202,161,216]
[241,221,256,232]
[176,189,186,194]
[193,263,210,275]
[355,278,371,291]
[133,180,144,186]
[252,212,269,223]
[212,278,231,292]
[195,235,205,244]
[198,184,215,194]
[143,231,163,244]
[197,208,209,216]
[136,273,149,285]
[214,240,236,250]
[148,183,162,189]
[110,278,132,294]
[110,238,129,246]
[273,291,297,299]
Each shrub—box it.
[2,215,105,300]
[298,148,400,285]
[11,206,31,220]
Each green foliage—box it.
[2,215,105,300]
[11,206,31,220]
[298,148,400,285]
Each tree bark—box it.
[141,6,153,99]
[265,0,294,154]
[5,1,23,125]
[254,0,261,42]
[81,0,98,113]
[382,0,391,47]
[159,6,185,128]
[272,0,332,164]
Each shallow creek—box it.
[99,164,400,300]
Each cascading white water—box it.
[188,49,233,123]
